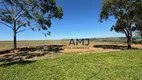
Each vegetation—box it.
[0,0,63,49]
[133,31,142,43]
[0,50,142,80]
[94,37,126,43]
[100,0,142,49]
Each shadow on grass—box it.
[0,60,36,67]
[93,45,141,50]
[0,45,65,66]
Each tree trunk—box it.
[13,21,17,49]
[127,36,132,49]
[13,32,17,49]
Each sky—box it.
[0,0,125,41]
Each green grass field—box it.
[0,50,142,80]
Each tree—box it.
[0,0,63,49]
[100,0,142,49]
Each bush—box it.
[133,39,142,44]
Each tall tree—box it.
[100,0,142,49]
[0,0,63,49]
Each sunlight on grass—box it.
[0,50,142,80]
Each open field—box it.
[0,38,142,52]
[0,37,126,50]
[0,38,142,61]
[0,50,142,80]
[0,38,142,80]
[0,40,66,51]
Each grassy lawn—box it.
[0,50,142,80]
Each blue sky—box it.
[0,0,125,41]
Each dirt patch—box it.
[0,45,65,65]
[132,44,142,49]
